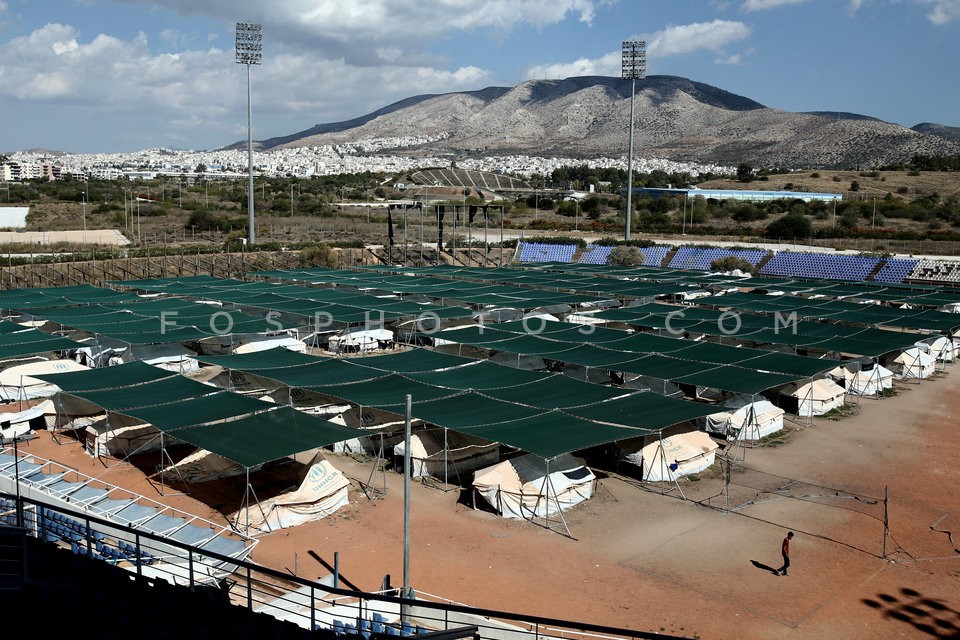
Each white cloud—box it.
[110,0,606,67]
[523,20,751,80]
[648,20,751,56]
[919,0,960,24]
[741,0,810,11]
[0,22,495,149]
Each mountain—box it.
[911,122,960,144]
[246,75,960,169]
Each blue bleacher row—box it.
[330,613,426,638]
[517,242,931,284]
[668,247,767,270]
[37,507,157,565]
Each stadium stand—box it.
[907,258,960,284]
[517,242,577,263]
[872,258,921,284]
[759,252,881,281]
[578,245,614,264]
[640,246,671,266]
[409,168,530,191]
[668,247,768,271]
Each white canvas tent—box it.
[328,328,394,354]
[0,359,90,401]
[0,400,53,442]
[393,429,499,483]
[233,336,307,354]
[913,336,956,363]
[894,347,937,380]
[701,397,784,441]
[778,378,845,416]
[621,430,719,481]
[828,363,894,397]
[472,453,595,519]
[232,455,350,533]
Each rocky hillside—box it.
[251,75,960,169]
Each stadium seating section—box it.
[668,247,768,271]
[872,258,921,284]
[517,242,577,263]
[578,245,669,266]
[410,168,530,191]
[907,259,960,284]
[759,252,881,281]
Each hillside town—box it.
[3,141,734,183]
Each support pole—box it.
[402,393,412,618]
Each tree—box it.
[710,256,755,274]
[737,163,754,183]
[299,243,340,268]
[766,213,812,239]
[607,245,644,267]
[195,163,206,174]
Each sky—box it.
[1,0,958,154]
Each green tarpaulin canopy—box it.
[569,392,717,431]
[120,392,274,431]
[68,375,221,410]
[169,406,368,468]
[34,360,174,392]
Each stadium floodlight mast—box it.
[622,39,646,241]
[236,22,262,245]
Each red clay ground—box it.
[11,365,960,640]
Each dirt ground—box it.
[11,364,960,640]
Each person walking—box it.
[776,531,794,576]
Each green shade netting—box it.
[70,375,221,410]
[197,347,319,370]
[407,360,548,390]
[169,406,368,468]
[410,392,542,428]
[0,335,83,360]
[459,410,641,459]
[487,376,633,409]
[120,392,274,431]
[674,365,800,394]
[34,360,173,392]
[349,348,476,372]
[307,374,462,408]
[252,360,386,388]
[569,392,718,431]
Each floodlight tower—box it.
[236,22,262,245]
[622,39,646,241]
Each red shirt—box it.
[782,537,790,556]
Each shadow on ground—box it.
[862,587,960,638]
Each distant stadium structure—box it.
[410,167,530,192]
[622,186,842,204]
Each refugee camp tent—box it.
[776,378,845,416]
[0,359,90,401]
[0,399,53,442]
[893,347,937,380]
[230,455,350,533]
[828,362,894,397]
[913,336,955,363]
[701,397,784,441]
[472,453,595,519]
[327,328,394,354]
[393,428,500,483]
[621,429,719,481]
